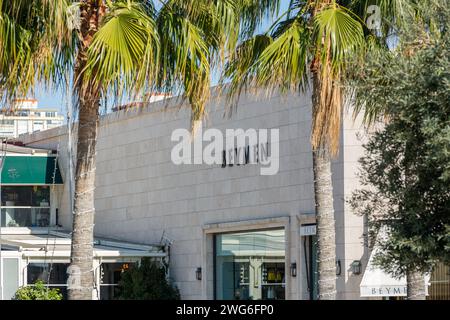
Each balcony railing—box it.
[1,207,50,227]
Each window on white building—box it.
[27,263,69,299]
[1,186,51,227]
[100,262,134,300]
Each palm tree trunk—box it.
[312,72,337,300]
[68,91,99,300]
[67,0,104,300]
[406,269,426,300]
[313,150,337,299]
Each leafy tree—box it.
[349,15,450,299]
[13,280,63,300]
[117,258,180,300]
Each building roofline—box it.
[15,85,294,146]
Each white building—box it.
[0,98,64,139]
[3,89,448,300]
[0,143,167,300]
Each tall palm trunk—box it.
[67,0,104,300]
[406,269,426,300]
[311,71,337,300]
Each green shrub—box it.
[13,280,63,300]
[117,258,180,300]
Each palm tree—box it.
[1,0,278,300]
[224,0,366,300]
[222,0,421,299]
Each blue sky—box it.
[35,0,291,112]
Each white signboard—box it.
[360,286,407,297]
[300,224,316,236]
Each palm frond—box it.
[214,0,239,62]
[237,0,280,38]
[314,4,365,74]
[157,2,211,123]
[83,1,160,102]
[223,34,272,110]
[0,0,73,104]
[255,18,311,94]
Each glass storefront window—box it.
[1,186,50,206]
[27,263,69,299]
[100,262,134,300]
[1,208,50,227]
[1,186,51,227]
[215,229,285,300]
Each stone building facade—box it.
[18,89,368,300]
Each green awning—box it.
[1,156,63,185]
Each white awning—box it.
[360,228,429,297]
[360,246,407,297]
[0,228,166,259]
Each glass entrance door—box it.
[215,228,285,300]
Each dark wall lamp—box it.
[290,262,297,277]
[195,267,202,280]
[336,260,341,276]
[351,260,362,275]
